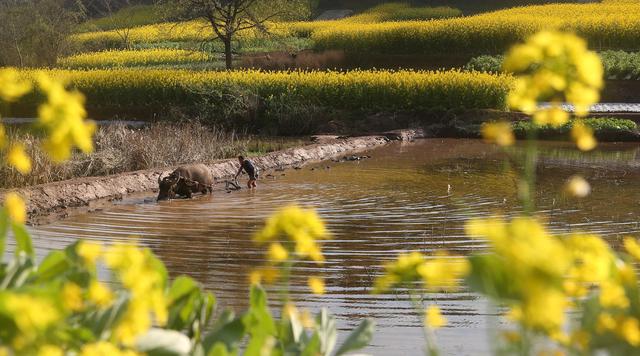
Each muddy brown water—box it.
[19,139,640,355]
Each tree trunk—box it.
[223,37,233,69]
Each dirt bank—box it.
[2,130,422,224]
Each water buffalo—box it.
[157,164,214,201]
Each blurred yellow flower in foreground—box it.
[89,281,114,308]
[565,175,591,198]
[36,74,96,162]
[268,242,289,262]
[37,345,63,356]
[425,305,446,329]
[571,122,597,151]
[7,144,32,174]
[308,277,325,295]
[62,282,84,312]
[4,192,26,224]
[623,237,640,261]
[0,68,32,102]
[481,121,514,146]
[254,204,328,266]
[533,106,569,127]
[77,241,102,267]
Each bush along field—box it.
[465,51,640,80]
[512,118,640,141]
[5,69,511,134]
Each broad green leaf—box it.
[12,222,33,257]
[465,255,519,301]
[301,333,322,356]
[36,250,70,281]
[335,319,375,356]
[0,211,9,263]
[136,328,192,356]
[316,308,337,356]
[90,297,129,338]
[0,254,34,289]
[202,310,245,353]
[168,276,198,304]
[207,343,230,356]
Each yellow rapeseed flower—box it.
[565,176,591,198]
[114,299,151,346]
[308,277,325,295]
[571,121,597,151]
[254,205,328,265]
[597,313,617,333]
[623,237,640,261]
[4,293,60,337]
[80,341,140,356]
[0,68,32,102]
[62,282,84,311]
[417,253,470,291]
[36,73,96,162]
[373,251,426,292]
[267,242,289,262]
[481,121,514,146]
[619,317,640,346]
[425,305,447,329]
[7,144,31,174]
[533,106,569,127]
[89,280,114,307]
[37,345,63,356]
[77,240,102,266]
[599,281,629,309]
[4,192,26,224]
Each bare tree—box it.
[0,0,80,67]
[167,0,283,69]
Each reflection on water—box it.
[27,139,640,355]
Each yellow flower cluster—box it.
[13,68,511,113]
[104,242,168,345]
[465,216,638,345]
[71,19,283,48]
[2,294,61,349]
[0,68,97,175]
[252,205,329,295]
[307,2,640,56]
[58,48,213,69]
[483,31,603,152]
[504,31,602,150]
[373,251,470,293]
[77,241,168,345]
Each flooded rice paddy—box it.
[27,139,640,355]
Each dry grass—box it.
[0,122,306,189]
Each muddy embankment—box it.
[2,130,423,224]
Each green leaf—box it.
[168,276,198,304]
[11,222,33,257]
[242,286,277,356]
[465,255,519,301]
[136,328,192,356]
[316,308,337,356]
[334,318,375,356]
[0,211,9,263]
[0,254,34,289]
[301,333,321,356]
[202,310,245,353]
[36,250,70,282]
[207,343,230,356]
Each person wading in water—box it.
[235,155,258,189]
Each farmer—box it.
[235,155,258,189]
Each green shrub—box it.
[466,51,640,80]
[512,117,639,141]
